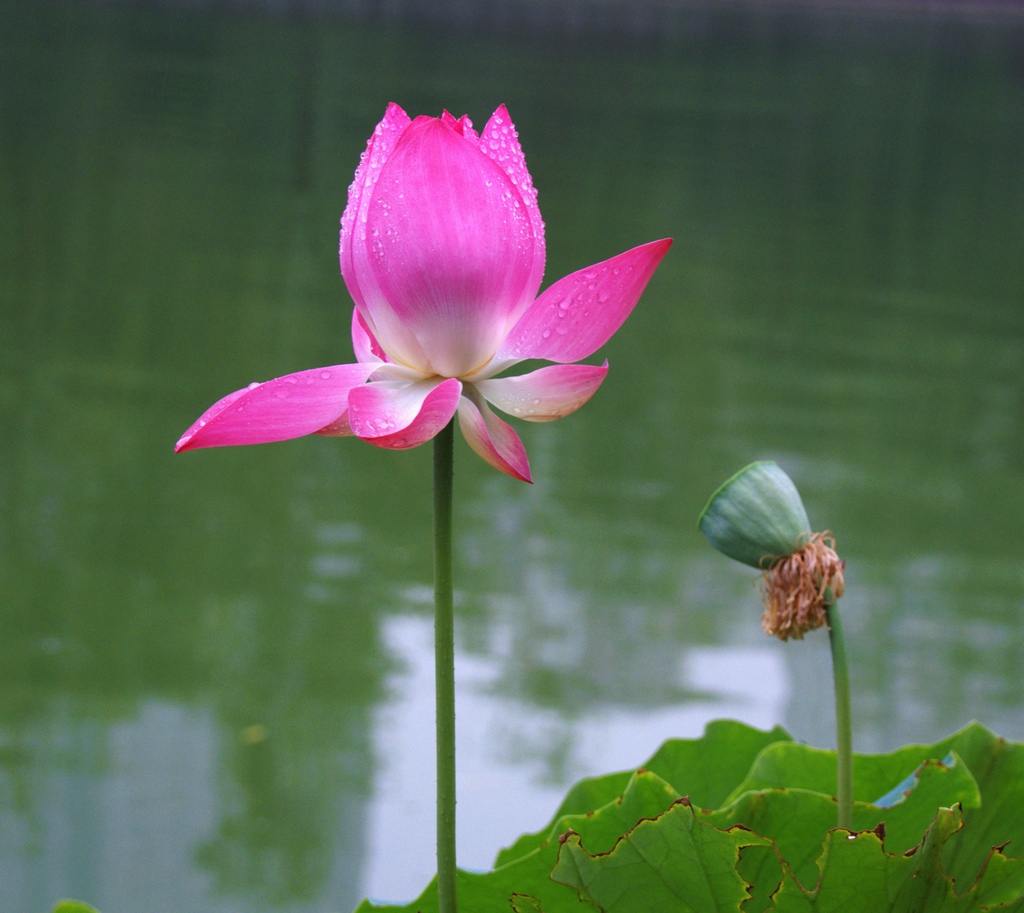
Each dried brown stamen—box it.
[759,532,845,641]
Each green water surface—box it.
[1,2,1022,910]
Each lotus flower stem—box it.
[825,588,853,829]
[433,420,458,913]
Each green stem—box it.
[433,420,457,913]
[825,590,853,830]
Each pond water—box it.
[1,2,1023,911]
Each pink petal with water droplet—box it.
[340,103,411,311]
[478,105,545,318]
[476,362,608,423]
[175,363,378,452]
[456,390,532,482]
[339,104,429,371]
[492,238,672,368]
[348,377,462,450]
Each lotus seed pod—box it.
[698,461,811,569]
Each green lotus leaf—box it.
[552,798,773,912]
[770,805,1024,913]
[700,757,978,905]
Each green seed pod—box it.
[698,461,811,569]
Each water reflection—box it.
[365,615,791,901]
[1,1,1023,910]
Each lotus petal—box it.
[351,308,387,365]
[476,362,608,422]
[175,364,377,452]
[477,104,546,321]
[348,376,462,450]
[457,390,532,482]
[492,238,672,369]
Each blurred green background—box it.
[1,1,1022,910]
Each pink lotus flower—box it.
[175,104,671,482]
